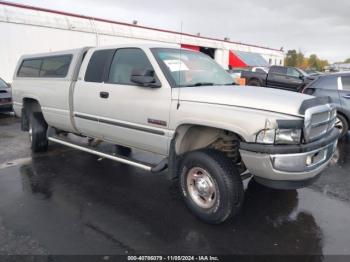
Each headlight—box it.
[275,129,302,144]
[256,129,301,144]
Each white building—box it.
[0,1,285,82]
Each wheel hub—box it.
[195,178,210,195]
[186,167,217,209]
[335,117,343,131]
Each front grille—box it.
[304,104,336,143]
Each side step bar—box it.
[48,136,168,173]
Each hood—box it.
[178,85,312,117]
[305,75,317,82]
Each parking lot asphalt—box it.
[0,113,350,257]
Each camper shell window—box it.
[17,55,72,78]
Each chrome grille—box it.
[304,104,336,143]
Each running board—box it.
[48,136,168,173]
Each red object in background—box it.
[229,51,247,67]
[181,44,200,52]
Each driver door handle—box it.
[100,91,109,99]
[343,94,350,99]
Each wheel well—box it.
[23,98,42,113]
[21,98,43,131]
[174,125,243,163]
[337,111,349,126]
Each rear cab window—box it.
[17,55,72,78]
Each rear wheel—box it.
[29,112,48,152]
[179,149,244,224]
[335,114,348,138]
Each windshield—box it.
[152,48,234,87]
[0,78,8,89]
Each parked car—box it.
[12,45,339,224]
[241,65,317,92]
[0,77,12,112]
[302,72,350,138]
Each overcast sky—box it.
[10,0,350,62]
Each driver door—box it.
[74,48,171,155]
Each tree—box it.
[296,52,305,68]
[285,50,298,67]
[284,50,329,71]
[344,58,350,63]
[308,54,319,69]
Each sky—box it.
[8,0,350,63]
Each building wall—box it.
[0,3,284,82]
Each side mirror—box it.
[130,68,161,88]
[299,74,304,80]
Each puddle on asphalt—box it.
[0,157,348,255]
[0,157,31,170]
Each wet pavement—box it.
[0,113,350,257]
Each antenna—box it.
[176,21,183,110]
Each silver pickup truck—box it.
[12,44,339,224]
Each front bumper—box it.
[239,129,339,189]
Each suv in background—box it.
[0,77,12,113]
[302,72,350,138]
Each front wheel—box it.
[179,149,244,224]
[335,114,349,139]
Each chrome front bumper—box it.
[239,129,339,189]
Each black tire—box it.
[335,114,349,139]
[248,79,261,86]
[115,145,132,156]
[29,112,48,153]
[179,149,244,224]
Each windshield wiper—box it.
[184,82,215,87]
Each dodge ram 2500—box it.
[241,65,316,92]
[12,44,339,224]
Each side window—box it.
[40,55,72,77]
[270,66,287,75]
[17,59,42,77]
[313,76,337,90]
[85,49,115,83]
[287,68,301,78]
[341,76,350,91]
[108,48,153,85]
